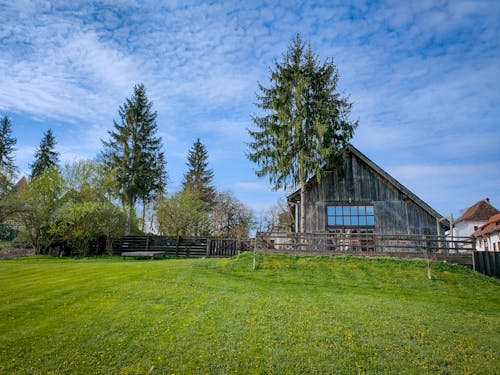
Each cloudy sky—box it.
[1,0,499,218]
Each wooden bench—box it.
[121,251,165,260]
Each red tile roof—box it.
[456,199,499,224]
[473,213,500,237]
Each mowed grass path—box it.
[0,254,499,374]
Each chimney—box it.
[485,198,490,204]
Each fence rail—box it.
[255,232,474,255]
[107,235,251,258]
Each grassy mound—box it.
[0,254,498,374]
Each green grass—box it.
[0,254,499,374]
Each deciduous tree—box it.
[16,168,64,253]
[210,191,254,238]
[156,190,209,237]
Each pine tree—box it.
[31,129,59,179]
[102,83,166,234]
[182,138,215,207]
[0,116,17,179]
[247,34,358,232]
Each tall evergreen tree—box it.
[0,116,19,225]
[102,83,166,234]
[31,129,59,179]
[247,34,358,232]
[0,116,17,179]
[182,138,215,207]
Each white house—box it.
[474,213,500,251]
[454,198,499,238]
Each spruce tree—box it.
[0,116,18,223]
[102,83,166,234]
[0,116,17,178]
[182,138,215,207]
[247,34,358,232]
[31,129,59,179]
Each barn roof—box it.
[287,144,448,227]
[455,199,499,224]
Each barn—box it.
[287,144,449,236]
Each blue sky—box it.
[1,0,499,219]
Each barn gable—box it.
[287,144,448,235]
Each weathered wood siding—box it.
[300,150,438,234]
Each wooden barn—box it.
[287,144,449,236]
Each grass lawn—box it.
[0,253,499,374]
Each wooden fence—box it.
[473,251,500,278]
[254,232,475,266]
[107,235,252,258]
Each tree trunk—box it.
[141,201,147,232]
[126,203,134,235]
[300,184,306,233]
[106,236,113,256]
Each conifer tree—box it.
[247,34,358,232]
[31,129,59,179]
[0,116,19,225]
[0,116,17,179]
[102,83,166,234]
[182,138,215,207]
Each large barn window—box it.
[326,204,374,230]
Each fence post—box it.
[472,251,476,272]
[206,237,211,257]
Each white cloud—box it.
[1,0,499,215]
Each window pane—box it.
[327,216,335,226]
[344,216,351,226]
[327,206,335,215]
[335,216,343,225]
[343,206,350,215]
[335,206,343,215]
[359,206,366,215]
[367,216,374,225]
[351,206,359,215]
[351,216,358,225]
[366,206,374,215]
[359,216,366,225]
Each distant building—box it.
[454,199,499,239]
[14,176,27,194]
[474,213,500,251]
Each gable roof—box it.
[287,144,448,227]
[14,176,27,194]
[473,213,500,238]
[456,199,499,224]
